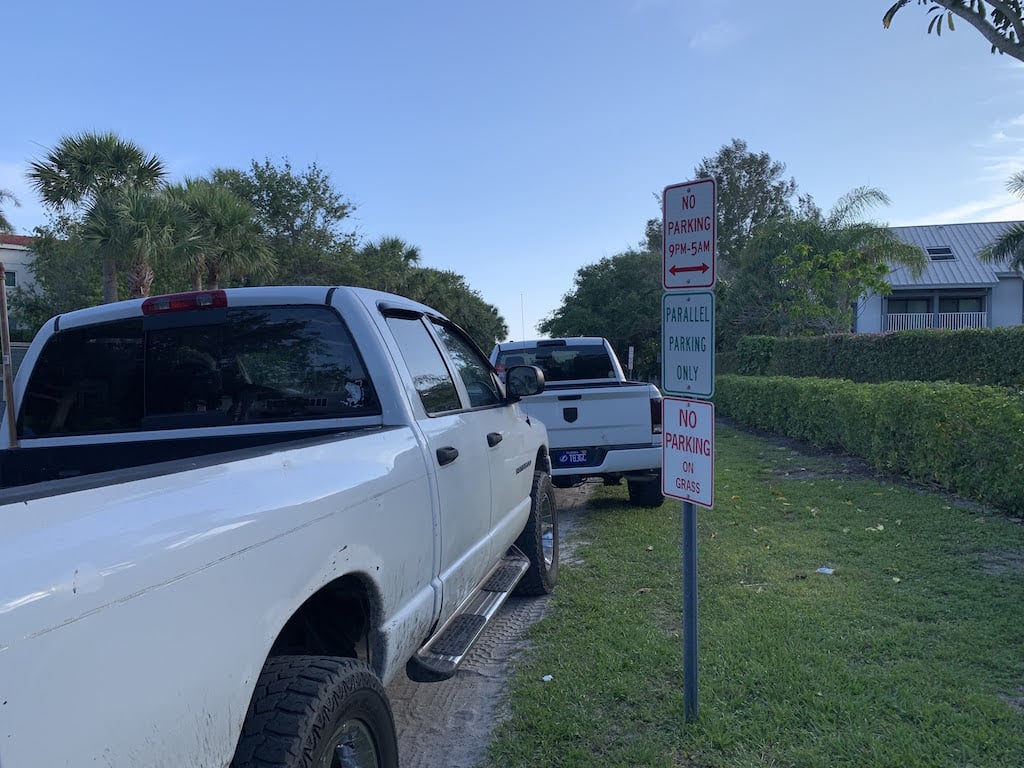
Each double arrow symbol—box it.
[669,263,710,275]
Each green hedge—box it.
[731,327,1024,387]
[714,374,1024,514]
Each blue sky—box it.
[3,1,1024,339]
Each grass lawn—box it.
[483,421,1024,768]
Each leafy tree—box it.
[352,236,421,294]
[644,140,799,276]
[168,179,275,289]
[539,249,662,379]
[213,159,357,285]
[0,189,20,233]
[883,1,1024,62]
[729,187,926,337]
[693,138,799,276]
[980,170,1024,267]
[28,131,167,302]
[9,215,104,333]
[404,267,508,350]
[346,236,507,349]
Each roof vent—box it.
[926,246,954,260]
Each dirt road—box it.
[388,485,591,768]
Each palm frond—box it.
[980,223,1024,269]
[1007,170,1024,197]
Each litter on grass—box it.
[816,567,835,575]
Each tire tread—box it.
[514,471,559,596]
[231,655,397,767]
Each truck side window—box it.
[429,321,502,408]
[386,316,461,415]
[19,319,145,437]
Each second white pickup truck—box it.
[491,337,664,507]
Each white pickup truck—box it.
[491,337,664,507]
[0,286,556,768]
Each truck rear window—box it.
[495,344,614,383]
[18,305,380,437]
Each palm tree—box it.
[0,189,20,233]
[981,171,1024,270]
[731,186,927,336]
[28,131,167,302]
[353,236,422,294]
[169,179,275,290]
[80,187,192,299]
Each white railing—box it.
[886,312,987,332]
[887,313,933,331]
[937,312,987,330]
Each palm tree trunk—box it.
[102,256,119,304]
[127,258,155,299]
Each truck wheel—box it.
[232,655,398,768]
[628,476,665,508]
[514,471,559,596]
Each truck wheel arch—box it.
[537,446,551,475]
[268,573,383,671]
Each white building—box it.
[857,222,1024,333]
[0,234,36,295]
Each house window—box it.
[4,271,15,288]
[888,297,930,314]
[926,246,955,260]
[939,296,983,313]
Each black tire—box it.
[514,471,559,596]
[628,475,665,508]
[232,655,399,768]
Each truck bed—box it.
[0,426,380,500]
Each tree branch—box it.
[934,0,1024,61]
[984,0,1024,50]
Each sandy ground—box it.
[387,484,593,768]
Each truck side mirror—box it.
[505,365,545,401]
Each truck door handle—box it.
[436,446,459,466]
[486,432,503,447]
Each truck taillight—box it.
[141,290,228,315]
[651,396,662,434]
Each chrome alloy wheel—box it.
[321,718,381,768]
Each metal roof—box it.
[887,221,1022,288]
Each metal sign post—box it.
[661,178,716,723]
[682,501,698,721]
[662,395,714,722]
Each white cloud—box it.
[894,191,1024,226]
[689,20,741,52]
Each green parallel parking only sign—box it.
[661,290,715,398]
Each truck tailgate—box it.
[517,384,656,449]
